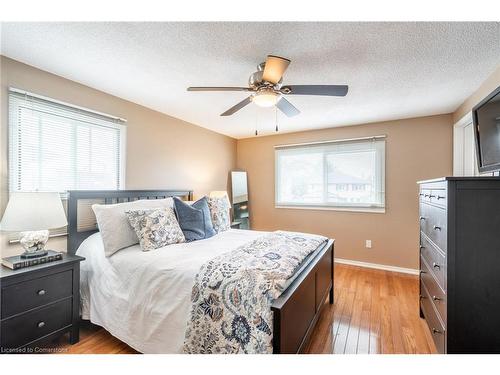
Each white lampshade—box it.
[209,191,231,208]
[0,192,68,232]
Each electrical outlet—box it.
[365,240,372,249]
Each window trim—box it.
[9,87,127,123]
[274,135,386,213]
[274,205,386,214]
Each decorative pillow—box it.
[173,197,215,242]
[92,198,174,257]
[126,208,185,251]
[207,196,231,233]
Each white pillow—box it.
[92,198,173,257]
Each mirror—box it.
[231,171,250,229]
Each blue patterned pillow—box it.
[126,208,185,251]
[173,197,216,241]
[207,196,231,233]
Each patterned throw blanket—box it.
[183,231,327,354]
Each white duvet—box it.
[77,229,268,353]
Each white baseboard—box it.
[334,257,419,275]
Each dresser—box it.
[418,177,500,353]
[0,254,84,353]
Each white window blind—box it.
[275,137,385,210]
[9,89,126,194]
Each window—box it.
[275,137,385,211]
[9,89,126,194]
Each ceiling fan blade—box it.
[187,87,252,92]
[276,97,300,117]
[220,96,253,116]
[262,55,291,84]
[280,85,349,96]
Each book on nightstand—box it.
[1,250,63,270]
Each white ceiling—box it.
[1,22,499,139]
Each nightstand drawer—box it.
[1,270,73,318]
[1,298,72,349]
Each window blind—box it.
[8,89,126,240]
[275,136,386,210]
[9,89,126,194]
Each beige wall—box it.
[1,55,496,267]
[453,64,500,123]
[0,56,237,257]
[236,115,453,270]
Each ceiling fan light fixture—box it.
[252,89,279,108]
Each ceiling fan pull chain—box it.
[255,107,259,136]
[275,106,279,132]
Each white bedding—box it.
[77,229,268,353]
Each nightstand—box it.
[0,254,84,353]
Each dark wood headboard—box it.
[67,189,193,254]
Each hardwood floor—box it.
[304,264,436,354]
[54,264,436,354]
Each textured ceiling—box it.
[1,22,499,139]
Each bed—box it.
[67,189,334,354]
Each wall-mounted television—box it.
[473,86,500,173]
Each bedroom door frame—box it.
[453,112,479,177]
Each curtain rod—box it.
[9,87,127,123]
[274,135,386,149]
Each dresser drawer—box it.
[1,270,73,318]
[420,203,447,252]
[420,234,446,290]
[1,298,72,349]
[420,256,446,324]
[428,189,447,208]
[419,188,432,204]
[420,281,446,354]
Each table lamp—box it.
[0,192,68,258]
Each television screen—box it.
[473,86,500,173]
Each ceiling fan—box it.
[187,55,348,117]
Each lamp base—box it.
[19,230,50,259]
[20,249,49,259]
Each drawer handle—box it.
[433,225,441,231]
[37,289,46,296]
[420,270,426,274]
[424,194,430,198]
[37,321,46,328]
[419,216,426,221]
[420,245,425,250]
[432,328,443,335]
[429,194,436,198]
[432,262,441,270]
[432,296,442,301]
[419,193,424,197]
[437,195,445,200]
[419,294,426,299]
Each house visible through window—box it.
[8,89,126,194]
[275,137,385,211]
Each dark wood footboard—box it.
[272,239,334,354]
